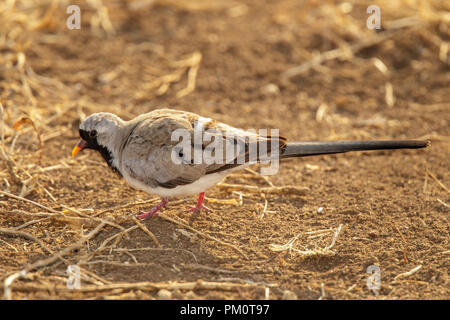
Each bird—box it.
[72,108,430,220]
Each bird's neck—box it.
[97,144,122,176]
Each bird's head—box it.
[72,112,123,157]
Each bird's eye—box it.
[178,150,184,158]
[89,130,97,138]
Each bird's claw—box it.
[137,198,168,220]
[137,209,159,220]
[189,204,211,213]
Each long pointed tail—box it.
[281,140,430,158]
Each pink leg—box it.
[138,198,168,220]
[190,192,210,212]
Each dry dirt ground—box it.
[0,0,449,300]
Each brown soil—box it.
[0,0,448,300]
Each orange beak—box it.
[72,140,87,157]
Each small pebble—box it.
[186,291,197,299]
[317,207,324,214]
[261,83,280,96]
[282,290,297,300]
[157,289,172,300]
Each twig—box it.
[0,228,53,254]
[123,251,138,264]
[217,183,309,195]
[269,224,343,256]
[13,218,49,230]
[24,222,106,272]
[324,224,343,251]
[258,196,269,219]
[42,188,125,231]
[423,165,429,193]
[437,199,450,209]
[426,169,449,193]
[181,263,251,274]
[0,103,4,145]
[78,267,113,285]
[385,82,395,107]
[176,51,202,98]
[8,209,116,228]
[1,189,122,231]
[12,116,43,160]
[282,30,403,81]
[3,270,27,300]
[244,168,275,187]
[86,260,155,267]
[88,0,116,36]
[132,217,161,248]
[92,198,161,217]
[0,190,61,214]
[318,283,326,300]
[0,238,18,252]
[93,225,138,255]
[269,232,302,252]
[11,279,265,293]
[30,0,58,30]
[8,132,19,157]
[346,284,357,293]
[114,247,198,263]
[410,102,450,113]
[393,265,422,281]
[204,196,240,205]
[393,223,409,264]
[305,228,334,235]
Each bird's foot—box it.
[138,198,168,220]
[189,192,210,213]
[189,203,211,213]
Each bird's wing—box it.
[120,110,286,189]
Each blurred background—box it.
[1,0,448,137]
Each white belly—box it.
[120,169,231,198]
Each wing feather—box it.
[120,110,287,189]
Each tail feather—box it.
[281,140,430,158]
